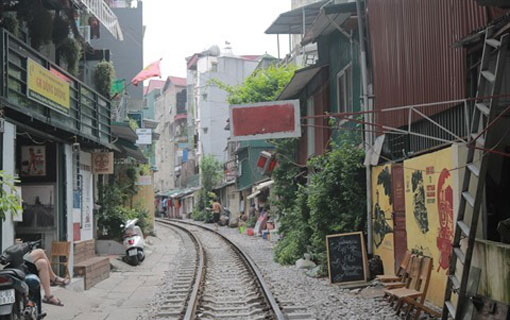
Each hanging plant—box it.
[0,14,20,37]
[52,13,70,46]
[59,37,82,76]
[25,0,53,49]
[94,60,115,98]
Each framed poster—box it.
[18,185,55,228]
[326,231,369,285]
[20,146,46,177]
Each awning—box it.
[265,1,327,34]
[278,64,328,100]
[112,122,138,143]
[301,2,357,46]
[213,180,236,191]
[142,118,159,129]
[247,179,274,199]
[115,138,147,163]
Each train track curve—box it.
[155,218,286,320]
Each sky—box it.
[142,0,291,79]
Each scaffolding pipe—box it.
[356,0,373,255]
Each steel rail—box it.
[155,219,204,320]
[160,218,286,320]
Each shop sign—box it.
[224,160,237,178]
[27,59,70,115]
[230,100,301,141]
[136,175,152,186]
[92,152,114,174]
[136,128,152,145]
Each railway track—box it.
[155,219,313,320]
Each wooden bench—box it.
[73,240,110,290]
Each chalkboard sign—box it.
[326,232,368,285]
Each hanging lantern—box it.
[257,151,277,176]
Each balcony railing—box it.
[0,29,112,145]
[71,0,124,40]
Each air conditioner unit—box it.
[79,26,91,43]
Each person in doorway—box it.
[212,197,222,223]
[29,249,69,306]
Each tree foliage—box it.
[97,163,149,240]
[0,171,22,221]
[307,137,366,269]
[210,64,297,105]
[193,155,223,221]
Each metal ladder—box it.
[442,29,510,319]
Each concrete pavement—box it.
[44,224,181,320]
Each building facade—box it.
[153,77,187,195]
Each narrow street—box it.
[1,1,509,320]
[46,220,405,320]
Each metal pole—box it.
[356,0,373,255]
[277,34,281,60]
[302,7,306,59]
[288,26,292,54]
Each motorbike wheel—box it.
[138,251,145,262]
[128,255,139,266]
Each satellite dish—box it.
[207,45,220,56]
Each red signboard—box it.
[230,100,301,141]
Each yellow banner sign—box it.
[27,59,70,114]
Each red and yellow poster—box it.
[371,164,395,275]
[403,147,454,307]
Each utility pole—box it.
[356,0,373,255]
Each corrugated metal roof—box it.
[265,1,327,34]
[367,0,488,129]
[302,2,357,46]
[278,64,328,100]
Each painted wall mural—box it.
[404,147,455,307]
[371,164,395,275]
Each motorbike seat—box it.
[0,268,26,280]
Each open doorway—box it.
[14,131,63,250]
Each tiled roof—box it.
[144,79,166,96]
[241,55,261,61]
[169,76,187,87]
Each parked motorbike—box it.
[0,240,45,320]
[122,219,145,266]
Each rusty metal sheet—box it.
[366,0,488,129]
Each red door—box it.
[391,164,407,272]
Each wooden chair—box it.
[376,250,412,283]
[50,241,71,279]
[383,254,419,292]
[386,256,434,319]
[383,255,422,305]
[401,297,441,320]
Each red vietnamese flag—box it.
[131,58,162,86]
